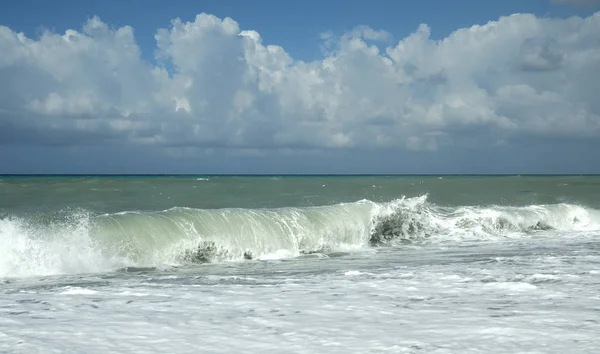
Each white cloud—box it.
[0,12,599,153]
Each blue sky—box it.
[1,0,599,173]
[2,0,594,61]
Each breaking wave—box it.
[1,195,599,277]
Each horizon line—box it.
[1,173,599,177]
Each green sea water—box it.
[1,175,599,214]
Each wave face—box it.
[1,195,599,277]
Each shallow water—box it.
[2,237,599,353]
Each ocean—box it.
[1,175,599,353]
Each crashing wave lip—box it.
[369,199,600,246]
[156,197,600,263]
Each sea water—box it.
[1,175,599,353]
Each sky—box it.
[1,0,599,174]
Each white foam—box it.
[524,274,560,283]
[0,215,121,278]
[257,249,298,261]
[485,282,538,292]
[60,287,97,295]
[116,291,149,297]
[2,227,600,354]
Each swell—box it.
[1,195,599,277]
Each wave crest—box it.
[371,196,595,245]
[1,196,598,277]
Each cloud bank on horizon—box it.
[0,11,599,156]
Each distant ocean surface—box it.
[1,175,600,353]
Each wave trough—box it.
[1,195,599,277]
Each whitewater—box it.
[1,175,600,353]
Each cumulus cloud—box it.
[0,12,599,153]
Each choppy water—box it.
[1,175,600,353]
